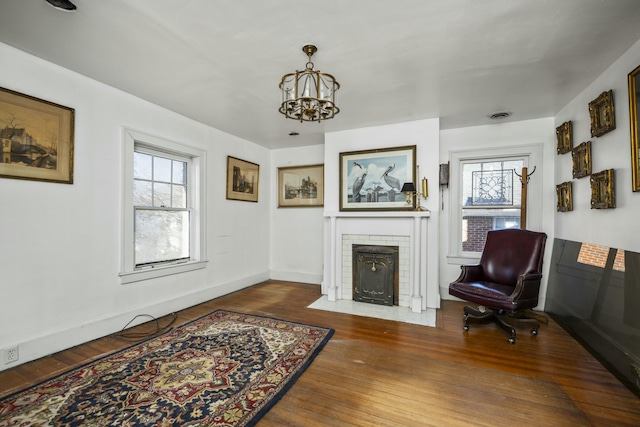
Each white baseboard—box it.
[270,270,322,285]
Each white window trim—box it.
[120,128,207,284]
[447,144,543,265]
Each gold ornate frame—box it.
[590,169,615,209]
[589,90,616,138]
[556,121,573,154]
[0,86,74,184]
[556,181,573,212]
[572,141,591,179]
[277,164,324,208]
[629,64,640,191]
[226,156,259,202]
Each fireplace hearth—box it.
[353,245,399,306]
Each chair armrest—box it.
[453,264,484,283]
[509,272,543,301]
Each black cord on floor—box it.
[114,312,178,341]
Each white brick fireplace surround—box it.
[318,211,437,326]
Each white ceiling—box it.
[1,0,640,149]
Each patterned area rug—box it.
[0,310,334,426]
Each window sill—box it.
[119,260,208,284]
[447,255,481,265]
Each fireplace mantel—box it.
[323,211,431,219]
[322,210,434,315]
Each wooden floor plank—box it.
[1,280,639,426]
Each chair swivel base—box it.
[462,306,540,344]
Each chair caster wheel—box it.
[531,328,538,336]
[463,325,469,331]
[508,338,516,344]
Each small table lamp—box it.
[401,180,428,211]
[401,182,417,207]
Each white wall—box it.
[0,43,271,370]
[324,119,441,309]
[270,144,325,284]
[3,35,639,370]
[555,39,640,253]
[439,118,556,308]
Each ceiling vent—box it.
[488,111,512,120]
[45,0,76,11]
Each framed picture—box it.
[556,121,573,154]
[339,145,416,211]
[572,141,592,179]
[0,87,74,184]
[628,64,640,191]
[226,156,259,202]
[589,90,616,138]
[590,169,615,209]
[277,164,324,208]
[556,181,573,212]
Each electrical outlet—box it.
[4,345,19,364]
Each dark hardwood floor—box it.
[2,280,640,426]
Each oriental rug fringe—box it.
[0,310,334,426]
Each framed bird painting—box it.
[339,145,416,211]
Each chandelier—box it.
[279,45,340,122]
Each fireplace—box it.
[322,211,437,314]
[343,234,409,306]
[352,244,399,306]
[316,211,437,327]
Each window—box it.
[134,150,190,266]
[120,129,207,284]
[493,216,520,230]
[448,145,543,263]
[461,158,523,252]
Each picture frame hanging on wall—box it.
[277,164,324,208]
[556,181,573,212]
[589,90,616,138]
[556,121,573,154]
[628,64,640,191]
[0,86,74,184]
[572,141,592,179]
[226,156,259,202]
[590,169,615,209]
[339,145,416,211]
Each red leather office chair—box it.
[449,228,547,344]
